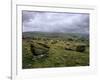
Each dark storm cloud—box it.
[22,11,89,34]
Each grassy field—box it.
[22,32,89,69]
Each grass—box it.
[22,32,89,69]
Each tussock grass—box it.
[22,32,89,69]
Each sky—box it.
[22,11,89,34]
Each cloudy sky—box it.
[22,11,89,34]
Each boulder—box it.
[30,42,49,59]
[76,45,86,52]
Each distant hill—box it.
[22,31,89,40]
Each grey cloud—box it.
[22,11,89,34]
